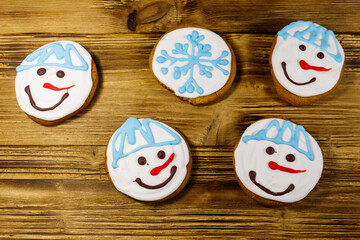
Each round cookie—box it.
[150,25,236,105]
[15,40,98,125]
[270,21,345,106]
[233,118,323,206]
[106,117,192,202]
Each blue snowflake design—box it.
[156,30,230,95]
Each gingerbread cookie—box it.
[270,21,345,106]
[15,41,98,125]
[106,117,192,202]
[150,26,236,105]
[234,118,323,206]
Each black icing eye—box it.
[286,154,296,162]
[299,45,306,51]
[138,156,147,165]
[56,70,65,78]
[317,52,324,59]
[37,68,46,76]
[157,150,166,159]
[266,146,275,155]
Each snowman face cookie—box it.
[15,41,94,123]
[234,118,323,204]
[271,21,345,97]
[106,117,191,201]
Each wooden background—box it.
[0,0,359,239]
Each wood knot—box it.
[127,1,172,31]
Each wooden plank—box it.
[0,0,359,34]
[0,179,358,239]
[0,34,359,147]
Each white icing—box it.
[107,119,190,201]
[152,27,232,98]
[271,23,344,97]
[15,41,93,121]
[234,118,323,203]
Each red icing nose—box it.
[299,60,331,72]
[268,161,306,173]
[150,153,175,176]
[43,83,75,91]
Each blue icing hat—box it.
[16,41,89,72]
[242,119,315,161]
[111,117,181,169]
[278,21,343,63]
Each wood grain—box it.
[0,0,360,239]
[0,0,359,34]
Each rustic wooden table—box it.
[0,0,359,239]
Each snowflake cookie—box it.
[150,26,236,104]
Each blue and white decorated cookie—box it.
[234,118,323,206]
[150,26,236,104]
[106,117,191,201]
[15,41,98,125]
[270,21,345,106]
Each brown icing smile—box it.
[249,170,295,196]
[135,165,177,190]
[25,85,69,111]
[281,62,316,86]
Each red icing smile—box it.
[299,60,331,72]
[43,82,75,91]
[268,161,306,173]
[150,153,175,176]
